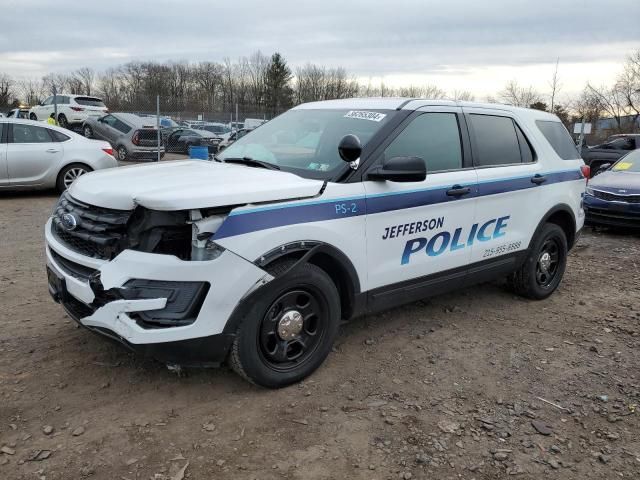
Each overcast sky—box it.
[2,0,639,99]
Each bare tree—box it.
[499,80,541,107]
[549,58,561,111]
[0,73,15,106]
[450,90,475,101]
[19,79,46,106]
[615,50,640,131]
[586,83,627,132]
[74,67,95,95]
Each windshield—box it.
[217,108,395,178]
[203,125,230,134]
[612,150,640,172]
[161,118,179,128]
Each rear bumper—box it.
[130,148,165,160]
[584,195,640,228]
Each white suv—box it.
[29,94,108,129]
[44,98,588,387]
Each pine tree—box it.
[264,53,293,116]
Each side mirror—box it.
[338,134,362,163]
[367,156,427,182]
[596,163,611,175]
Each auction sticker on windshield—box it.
[344,110,387,122]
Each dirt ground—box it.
[1,185,639,480]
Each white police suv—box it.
[45,98,588,387]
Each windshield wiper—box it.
[221,156,280,170]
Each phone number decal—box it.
[482,241,521,258]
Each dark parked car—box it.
[584,149,640,228]
[165,128,221,154]
[581,134,640,176]
[83,113,164,162]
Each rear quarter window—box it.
[535,120,580,160]
[49,130,70,142]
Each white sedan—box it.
[0,118,118,192]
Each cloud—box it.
[1,0,638,95]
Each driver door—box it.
[363,107,478,297]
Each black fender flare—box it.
[222,241,362,334]
[528,203,578,250]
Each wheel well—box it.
[58,162,92,178]
[545,209,576,249]
[263,248,358,320]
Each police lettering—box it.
[382,217,444,240]
[401,216,510,265]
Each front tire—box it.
[507,223,568,300]
[56,163,92,192]
[83,125,93,138]
[230,262,341,388]
[30,113,37,121]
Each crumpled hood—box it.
[69,160,324,210]
[590,170,640,194]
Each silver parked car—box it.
[82,113,164,162]
[0,119,117,192]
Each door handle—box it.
[531,174,547,185]
[446,185,471,197]
[46,148,60,153]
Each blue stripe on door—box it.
[213,169,583,240]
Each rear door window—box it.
[535,120,580,159]
[469,114,522,166]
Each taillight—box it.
[580,165,590,181]
[131,131,140,146]
[102,148,114,156]
[71,107,84,112]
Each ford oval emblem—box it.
[61,213,78,231]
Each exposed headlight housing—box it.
[585,186,594,196]
[191,238,225,261]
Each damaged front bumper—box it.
[44,218,270,366]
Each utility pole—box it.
[577,116,585,151]
[235,103,239,128]
[53,85,58,124]
[156,95,161,162]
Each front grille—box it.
[592,189,640,204]
[52,192,132,260]
[585,207,640,227]
[50,249,97,281]
[62,295,95,321]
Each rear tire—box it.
[56,163,92,192]
[507,223,568,300]
[116,145,128,162]
[57,114,68,129]
[229,262,341,388]
[30,113,37,121]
